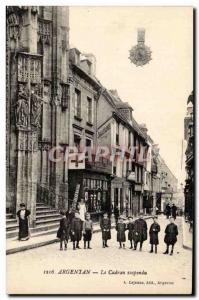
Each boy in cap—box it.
[71,211,83,250]
[57,210,69,250]
[100,212,111,248]
[149,216,160,253]
[83,213,93,249]
[127,216,134,249]
[116,215,127,249]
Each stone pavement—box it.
[6,216,152,255]
[6,216,192,294]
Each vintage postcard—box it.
[6,6,194,295]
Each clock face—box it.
[129,44,152,66]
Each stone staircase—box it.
[6,203,61,239]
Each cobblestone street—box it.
[7,216,192,294]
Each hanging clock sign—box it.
[129,28,152,67]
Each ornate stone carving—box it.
[38,19,51,45]
[7,12,22,41]
[18,54,41,83]
[16,84,29,128]
[30,57,41,83]
[18,55,29,82]
[31,84,42,127]
[43,83,51,103]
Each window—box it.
[116,122,119,145]
[87,97,93,124]
[74,134,81,151]
[74,89,81,118]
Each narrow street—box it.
[7,216,192,294]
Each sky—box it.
[69,7,193,186]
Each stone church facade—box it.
[6,6,70,227]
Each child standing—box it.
[127,216,134,249]
[71,211,83,250]
[100,212,111,248]
[57,210,69,250]
[116,216,126,249]
[83,213,93,249]
[149,216,160,254]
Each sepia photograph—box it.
[5,5,194,295]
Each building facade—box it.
[184,91,194,221]
[6,6,70,227]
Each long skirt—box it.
[18,219,29,240]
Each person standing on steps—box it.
[127,216,134,249]
[163,217,178,255]
[17,203,31,241]
[71,211,83,250]
[149,216,160,254]
[83,213,93,249]
[165,203,171,219]
[133,213,147,251]
[100,212,111,248]
[116,216,127,249]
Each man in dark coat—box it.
[17,203,31,241]
[149,216,160,253]
[171,204,177,220]
[165,203,171,219]
[100,212,111,248]
[133,213,147,251]
[127,216,134,249]
[163,217,178,255]
[70,212,83,250]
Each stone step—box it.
[6,219,17,225]
[36,217,61,226]
[6,222,60,239]
[36,206,54,211]
[6,223,18,232]
[36,209,59,215]
[36,213,61,220]
[6,213,13,219]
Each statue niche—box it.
[16,84,29,129]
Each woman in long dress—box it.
[17,203,31,241]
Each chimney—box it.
[69,48,81,65]
[83,53,96,76]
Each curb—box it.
[6,216,153,255]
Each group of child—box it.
[57,210,178,255]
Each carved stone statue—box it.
[31,85,42,127]
[16,84,29,128]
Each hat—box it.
[103,212,108,216]
[128,216,133,219]
[20,203,26,207]
[139,212,144,216]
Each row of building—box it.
[184,92,194,222]
[6,6,178,228]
